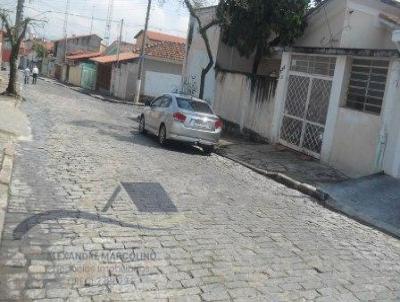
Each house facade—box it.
[183,0,400,179]
[51,34,102,82]
[91,31,185,101]
[0,31,12,69]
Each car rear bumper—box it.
[168,122,221,146]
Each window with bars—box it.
[346,59,389,114]
[291,55,336,77]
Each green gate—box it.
[80,63,97,90]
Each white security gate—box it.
[279,55,336,158]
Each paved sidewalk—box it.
[217,137,348,188]
[322,174,400,239]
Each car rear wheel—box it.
[158,124,167,146]
[139,116,146,134]
[202,145,215,155]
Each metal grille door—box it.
[280,70,333,158]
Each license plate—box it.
[191,119,212,130]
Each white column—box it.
[270,52,292,142]
[320,55,350,162]
[381,59,400,178]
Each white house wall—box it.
[295,0,347,48]
[328,107,382,177]
[183,7,221,104]
[68,65,82,87]
[144,71,181,97]
[214,72,277,139]
[381,59,400,178]
[111,59,183,100]
[296,0,400,50]
[341,0,400,49]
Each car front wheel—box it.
[158,124,167,146]
[139,116,146,134]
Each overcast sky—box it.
[0,0,217,43]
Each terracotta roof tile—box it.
[66,52,102,60]
[144,41,186,62]
[90,52,139,64]
[91,40,185,64]
[135,30,186,44]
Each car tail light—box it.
[173,112,186,123]
[215,119,223,130]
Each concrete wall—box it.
[68,65,81,87]
[381,59,400,178]
[295,0,347,48]
[182,7,221,103]
[214,71,277,139]
[328,108,382,177]
[111,64,127,99]
[54,35,102,62]
[295,0,400,49]
[324,56,400,179]
[111,58,183,100]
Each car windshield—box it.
[176,98,213,114]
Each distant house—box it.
[0,31,12,68]
[90,31,185,101]
[183,0,400,179]
[104,41,135,56]
[65,51,101,88]
[18,38,54,70]
[51,34,102,82]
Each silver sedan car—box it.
[138,93,222,153]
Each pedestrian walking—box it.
[32,65,39,84]
[24,67,31,84]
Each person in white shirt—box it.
[24,67,31,84]
[32,65,39,84]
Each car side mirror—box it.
[145,100,151,107]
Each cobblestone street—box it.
[1,79,400,301]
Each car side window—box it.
[160,96,172,108]
[151,97,163,107]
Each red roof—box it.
[91,40,185,64]
[90,52,139,64]
[135,30,186,44]
[67,51,102,60]
[144,41,186,62]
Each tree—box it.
[216,0,311,75]
[182,0,220,99]
[0,0,33,95]
[33,41,48,59]
[158,0,219,99]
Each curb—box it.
[0,143,15,243]
[216,150,329,202]
[38,77,145,107]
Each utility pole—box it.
[104,0,114,46]
[63,0,70,63]
[90,4,95,35]
[116,19,124,65]
[134,0,152,104]
[112,19,124,96]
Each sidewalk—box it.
[217,136,348,197]
[217,135,400,239]
[0,73,31,242]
